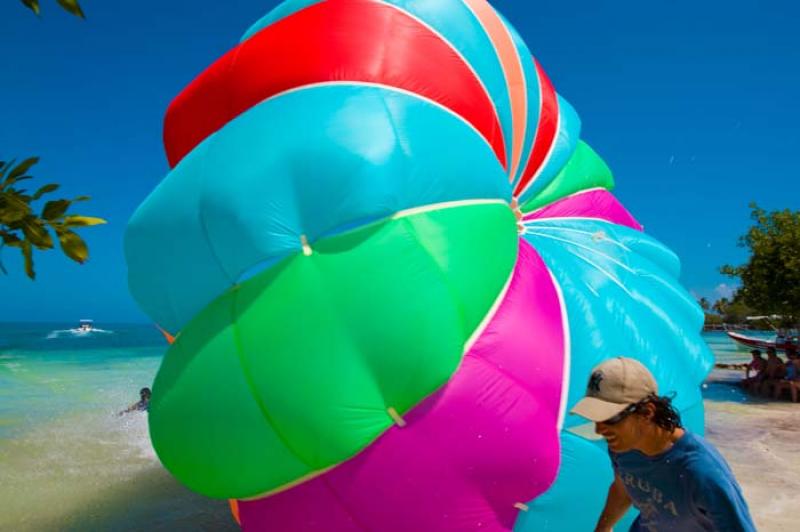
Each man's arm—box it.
[594,473,632,532]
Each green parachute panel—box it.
[521,141,615,213]
[149,202,518,499]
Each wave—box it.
[46,328,114,339]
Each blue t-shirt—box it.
[610,432,755,532]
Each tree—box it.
[712,297,729,316]
[0,158,105,279]
[721,203,800,325]
[698,297,710,312]
[20,0,84,18]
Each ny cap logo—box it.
[588,371,604,394]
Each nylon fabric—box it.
[165,0,506,167]
[521,141,614,214]
[241,0,516,172]
[128,86,511,333]
[516,94,581,202]
[522,218,712,431]
[524,189,642,231]
[148,203,518,498]
[239,240,565,530]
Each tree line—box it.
[702,203,800,329]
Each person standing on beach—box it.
[571,357,755,532]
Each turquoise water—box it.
[0,323,165,440]
[0,323,235,531]
[0,325,756,530]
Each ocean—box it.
[0,323,235,531]
[0,325,772,531]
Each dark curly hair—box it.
[633,393,683,432]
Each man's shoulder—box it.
[676,433,732,479]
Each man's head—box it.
[767,346,778,359]
[140,387,152,400]
[750,349,762,360]
[570,357,682,453]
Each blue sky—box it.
[1,0,798,322]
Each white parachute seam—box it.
[463,262,515,355]
[516,100,562,199]
[511,58,542,191]
[523,186,607,216]
[523,221,632,252]
[548,268,571,431]
[525,231,633,297]
[371,0,503,151]
[523,230,635,275]
[392,198,506,222]
[459,0,522,177]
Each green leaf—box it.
[32,183,59,200]
[57,229,88,264]
[22,218,53,250]
[57,0,84,18]
[72,195,91,202]
[0,159,15,188]
[0,231,23,248]
[0,192,32,224]
[42,199,70,221]
[21,240,35,279]
[21,0,41,16]
[7,157,39,182]
[62,215,106,227]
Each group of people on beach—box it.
[741,345,800,402]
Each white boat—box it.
[74,319,94,333]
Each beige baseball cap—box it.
[570,357,658,422]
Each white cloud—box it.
[714,283,736,300]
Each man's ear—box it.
[641,402,656,421]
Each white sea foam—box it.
[46,328,114,339]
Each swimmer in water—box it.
[118,387,151,416]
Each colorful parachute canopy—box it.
[125,0,713,530]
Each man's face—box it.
[594,405,650,453]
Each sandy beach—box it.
[2,327,798,531]
[704,369,800,531]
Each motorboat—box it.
[726,330,799,353]
[75,319,94,333]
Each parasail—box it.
[125,0,713,530]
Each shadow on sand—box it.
[25,466,238,532]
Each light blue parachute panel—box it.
[514,218,712,531]
[517,95,582,204]
[242,0,515,173]
[514,433,637,531]
[125,85,510,333]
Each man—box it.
[758,346,786,396]
[773,346,800,402]
[571,357,755,531]
[741,349,765,389]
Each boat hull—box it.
[726,331,798,353]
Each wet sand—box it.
[704,369,800,531]
[3,365,795,531]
